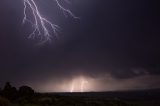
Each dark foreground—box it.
[1,89,160,106]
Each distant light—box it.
[70,76,88,92]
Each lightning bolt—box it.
[23,0,78,43]
[70,81,75,92]
[80,79,88,92]
[70,77,88,92]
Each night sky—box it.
[0,0,160,92]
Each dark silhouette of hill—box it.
[1,82,160,106]
[54,88,160,101]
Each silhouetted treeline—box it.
[0,82,34,102]
[1,82,160,106]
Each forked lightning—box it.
[23,0,77,43]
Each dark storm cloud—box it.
[0,0,160,91]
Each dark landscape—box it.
[1,82,160,106]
